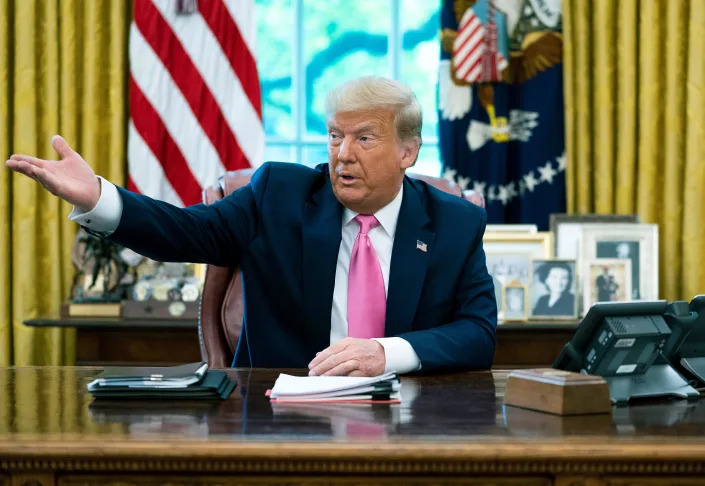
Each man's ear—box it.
[399,139,420,170]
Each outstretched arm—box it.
[6,135,262,267]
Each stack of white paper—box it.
[269,371,401,403]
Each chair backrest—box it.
[198,168,485,367]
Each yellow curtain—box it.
[564,0,705,302]
[0,0,129,365]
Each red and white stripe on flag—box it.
[128,0,264,207]
[452,8,485,83]
[452,5,507,84]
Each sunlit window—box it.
[256,0,441,176]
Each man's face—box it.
[327,109,417,214]
[616,243,630,258]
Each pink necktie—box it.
[347,214,386,338]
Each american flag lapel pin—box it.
[416,240,427,252]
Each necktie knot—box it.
[354,214,379,235]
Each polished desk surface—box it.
[1,367,705,478]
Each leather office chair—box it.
[198,168,486,368]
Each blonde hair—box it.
[324,76,423,147]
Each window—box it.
[256,0,441,176]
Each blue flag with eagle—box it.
[439,0,565,230]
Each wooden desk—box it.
[1,367,705,486]
[24,318,578,368]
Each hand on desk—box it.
[308,338,385,377]
[5,135,101,211]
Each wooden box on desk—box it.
[504,368,611,415]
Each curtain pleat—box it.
[661,0,688,300]
[614,0,638,214]
[1,0,129,365]
[592,0,616,212]
[564,0,705,301]
[682,2,705,299]
[0,0,13,365]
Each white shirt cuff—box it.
[68,176,123,236]
[373,337,421,374]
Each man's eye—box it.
[360,136,369,142]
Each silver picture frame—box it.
[579,224,659,302]
[550,213,639,259]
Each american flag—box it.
[452,1,507,83]
[128,0,264,207]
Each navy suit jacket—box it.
[109,162,497,372]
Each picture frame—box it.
[579,224,658,301]
[550,214,640,259]
[502,280,528,322]
[486,253,532,320]
[483,232,553,258]
[583,258,633,314]
[483,232,552,322]
[528,259,579,320]
[486,224,538,234]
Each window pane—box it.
[411,145,442,177]
[263,144,296,164]
[401,0,441,142]
[257,0,294,139]
[303,0,391,136]
[302,144,329,168]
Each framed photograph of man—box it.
[550,214,640,259]
[528,259,578,320]
[579,224,658,301]
[583,258,633,313]
[502,281,528,322]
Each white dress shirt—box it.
[70,178,421,374]
[331,185,420,374]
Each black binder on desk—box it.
[87,362,236,400]
[91,362,208,386]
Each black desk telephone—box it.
[553,296,705,404]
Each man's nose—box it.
[337,137,355,163]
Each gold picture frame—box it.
[583,258,633,313]
[502,280,528,322]
[483,231,553,259]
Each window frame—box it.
[260,0,440,173]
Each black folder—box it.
[87,363,236,400]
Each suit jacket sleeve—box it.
[107,164,272,267]
[397,208,497,372]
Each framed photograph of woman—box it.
[529,259,578,320]
[502,281,528,322]
[583,258,633,313]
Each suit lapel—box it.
[302,178,343,352]
[385,178,435,337]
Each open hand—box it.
[5,135,100,211]
[308,337,386,377]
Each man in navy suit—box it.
[6,77,497,376]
